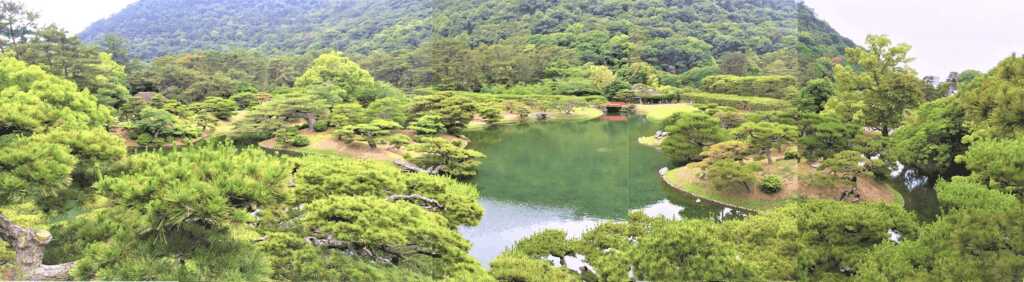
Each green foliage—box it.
[510,230,574,259]
[197,96,238,120]
[0,56,122,210]
[0,56,115,133]
[959,136,1024,197]
[75,144,292,280]
[410,95,478,134]
[295,52,381,104]
[855,204,1024,281]
[632,219,757,281]
[129,50,313,102]
[328,102,369,128]
[660,111,727,164]
[0,137,77,208]
[827,35,924,136]
[639,35,713,74]
[229,92,259,109]
[335,119,402,149]
[822,150,867,181]
[409,114,446,135]
[706,160,759,193]
[408,137,486,178]
[701,75,797,99]
[302,196,477,275]
[130,107,199,145]
[761,175,783,194]
[479,106,503,125]
[678,91,791,111]
[10,26,131,108]
[718,51,753,76]
[935,178,1020,213]
[697,140,752,167]
[235,92,328,136]
[887,96,968,176]
[81,0,852,88]
[776,201,918,279]
[783,147,800,160]
[733,121,799,163]
[796,78,835,113]
[255,232,434,282]
[273,127,308,147]
[489,253,580,282]
[292,155,482,227]
[959,55,1024,139]
[798,113,859,162]
[367,96,412,125]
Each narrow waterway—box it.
[457,115,941,266]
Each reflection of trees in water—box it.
[890,166,941,221]
[465,119,735,219]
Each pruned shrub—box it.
[761,175,783,194]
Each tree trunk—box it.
[765,149,773,164]
[304,113,317,131]
[0,214,76,280]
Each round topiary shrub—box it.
[290,135,311,147]
[313,122,329,132]
[784,148,799,160]
[760,175,783,194]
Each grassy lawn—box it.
[635,103,697,121]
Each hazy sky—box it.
[23,0,138,33]
[23,0,1024,77]
[802,0,1024,77]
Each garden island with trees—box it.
[0,0,1022,281]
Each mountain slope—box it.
[81,0,433,58]
[82,0,852,60]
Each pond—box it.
[458,115,942,266]
[458,116,744,266]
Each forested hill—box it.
[81,0,853,65]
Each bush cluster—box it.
[761,175,783,194]
[679,91,791,111]
[701,75,798,99]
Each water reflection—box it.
[460,117,740,265]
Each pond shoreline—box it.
[659,172,761,213]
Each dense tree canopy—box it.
[826,35,924,136]
[0,56,124,279]
[3,0,1024,280]
[661,111,729,164]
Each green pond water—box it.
[456,115,941,266]
[458,116,743,266]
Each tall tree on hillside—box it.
[826,35,924,136]
[295,51,378,104]
[0,0,38,53]
[99,33,130,64]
